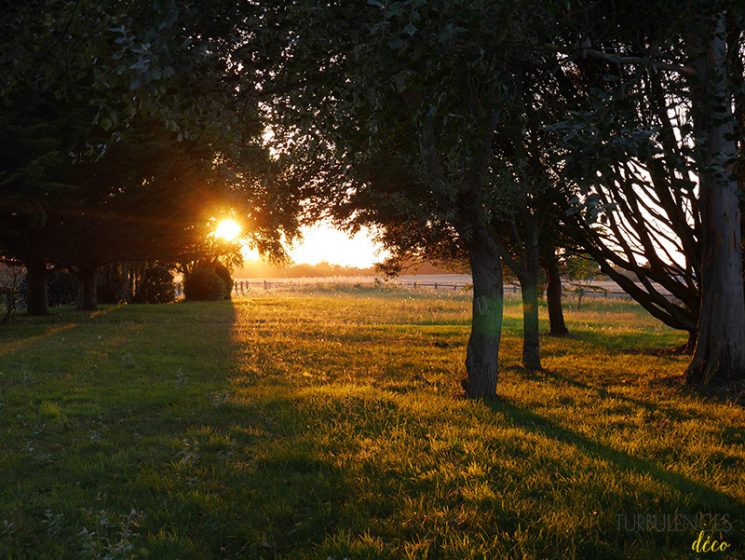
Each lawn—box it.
[0,287,742,559]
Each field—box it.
[0,287,742,559]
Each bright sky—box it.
[215,219,384,268]
[286,223,384,268]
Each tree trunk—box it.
[545,255,569,337]
[520,274,541,370]
[464,237,504,398]
[78,264,98,311]
[515,219,542,370]
[25,260,49,315]
[668,331,696,355]
[415,109,503,397]
[685,13,745,386]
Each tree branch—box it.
[582,48,697,78]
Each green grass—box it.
[0,287,742,559]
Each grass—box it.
[0,286,742,559]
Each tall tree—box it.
[683,11,745,384]
[553,68,702,350]
[259,0,550,395]
[0,1,300,312]
[553,1,745,385]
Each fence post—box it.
[264,280,268,291]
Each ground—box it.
[0,287,742,559]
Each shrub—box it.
[97,263,128,304]
[183,268,225,301]
[137,266,174,304]
[211,261,234,299]
[48,271,79,307]
[20,269,78,309]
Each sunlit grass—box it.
[0,287,742,559]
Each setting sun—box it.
[213,219,242,242]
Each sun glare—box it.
[213,219,242,242]
[288,224,385,268]
[217,218,385,268]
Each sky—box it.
[235,221,385,268]
[285,223,384,268]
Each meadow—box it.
[0,287,742,559]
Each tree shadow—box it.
[0,300,353,559]
[486,397,744,516]
[561,326,687,356]
[0,305,122,357]
[131,300,356,557]
[524,368,700,423]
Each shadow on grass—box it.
[520,368,700,423]
[131,300,355,557]
[0,305,123,357]
[561,326,687,355]
[487,397,744,517]
[0,300,353,559]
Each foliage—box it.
[48,271,79,308]
[136,266,174,304]
[183,268,226,302]
[211,262,233,300]
[19,270,78,309]
[0,1,298,284]
[0,290,741,558]
[96,264,129,305]
[264,0,539,234]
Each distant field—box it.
[231,273,473,286]
[0,288,742,559]
[231,274,672,302]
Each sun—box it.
[213,218,242,242]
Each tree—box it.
[0,1,299,313]
[549,51,702,350]
[552,1,745,385]
[259,0,555,394]
[683,11,745,384]
[0,92,93,314]
[543,248,570,337]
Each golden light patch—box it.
[213,219,242,242]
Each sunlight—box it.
[213,219,242,242]
[241,244,260,261]
[288,224,384,268]
[238,222,385,268]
